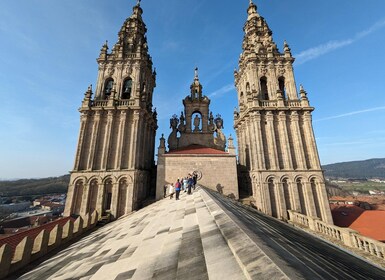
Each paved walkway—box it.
[15,188,286,280]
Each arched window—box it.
[278,77,286,98]
[260,77,269,100]
[104,78,114,99]
[246,82,250,93]
[122,78,132,99]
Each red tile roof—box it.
[331,204,364,227]
[350,211,385,242]
[331,205,385,242]
[167,145,228,155]
[0,217,74,255]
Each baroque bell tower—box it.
[234,1,333,223]
[64,1,157,219]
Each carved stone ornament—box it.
[260,66,267,75]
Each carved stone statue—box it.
[168,114,179,150]
[193,114,200,132]
[178,111,186,132]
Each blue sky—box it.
[1,0,385,179]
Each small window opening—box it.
[260,77,269,100]
[122,79,132,99]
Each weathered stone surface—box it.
[17,189,287,280]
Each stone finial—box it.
[228,134,234,148]
[159,133,165,148]
[284,40,292,57]
[194,67,199,80]
[299,84,310,107]
[98,41,108,60]
[83,84,93,101]
[137,0,141,6]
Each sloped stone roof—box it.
[17,188,286,279]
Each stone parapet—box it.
[0,211,98,279]
[288,210,385,264]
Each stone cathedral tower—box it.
[64,2,157,219]
[234,1,333,223]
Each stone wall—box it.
[156,154,238,200]
[0,212,98,279]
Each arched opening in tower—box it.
[103,78,114,99]
[122,78,132,99]
[278,76,286,99]
[192,111,203,132]
[260,77,269,100]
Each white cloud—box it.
[314,106,385,122]
[208,83,235,98]
[295,18,385,64]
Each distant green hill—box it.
[0,175,70,197]
[322,158,385,179]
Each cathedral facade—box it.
[234,2,333,223]
[65,1,333,224]
[64,3,157,219]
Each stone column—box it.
[245,119,255,171]
[290,181,301,213]
[129,111,140,169]
[101,111,114,170]
[302,111,321,169]
[238,125,245,166]
[277,111,293,170]
[87,111,101,170]
[303,181,317,218]
[135,113,144,169]
[80,182,90,216]
[252,112,266,170]
[95,182,104,216]
[115,110,127,169]
[262,182,272,216]
[140,120,149,169]
[64,183,75,216]
[317,181,334,224]
[95,65,105,99]
[290,111,307,170]
[265,111,279,170]
[74,112,89,171]
[110,181,119,219]
[284,65,298,100]
[275,182,287,220]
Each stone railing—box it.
[284,100,301,107]
[92,100,108,107]
[116,100,135,106]
[288,210,385,262]
[0,211,98,278]
[260,100,277,107]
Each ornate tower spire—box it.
[65,1,157,220]
[233,2,333,224]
